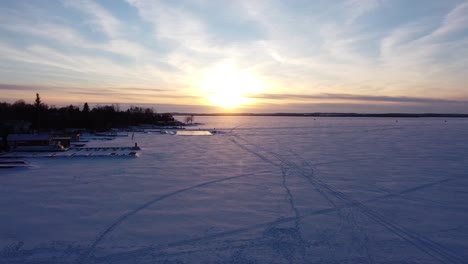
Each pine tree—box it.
[34,93,42,130]
[83,102,90,113]
[34,93,42,109]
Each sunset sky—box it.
[1,0,467,113]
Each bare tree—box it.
[184,115,194,124]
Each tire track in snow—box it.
[265,136,349,259]
[287,165,463,263]
[322,187,463,264]
[312,158,372,167]
[265,139,342,212]
[75,170,271,264]
[231,136,465,264]
[279,165,307,262]
[272,142,462,264]
[280,142,374,263]
[95,215,299,262]
[98,175,457,262]
[96,238,272,263]
[280,166,302,232]
[234,135,324,261]
[237,136,369,263]
[281,146,374,264]
[230,136,309,261]
[95,138,460,263]
[231,135,341,213]
[232,136,356,262]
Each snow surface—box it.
[1,116,468,264]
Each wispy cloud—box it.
[0,84,55,91]
[344,0,380,26]
[64,0,121,38]
[0,83,200,105]
[252,93,468,104]
[425,1,468,41]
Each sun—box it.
[198,62,264,109]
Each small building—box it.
[7,134,70,152]
[51,136,71,148]
[7,134,51,150]
[64,129,86,141]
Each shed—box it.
[7,134,51,149]
[51,137,72,148]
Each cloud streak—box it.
[251,93,468,104]
[64,0,121,38]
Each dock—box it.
[0,146,141,158]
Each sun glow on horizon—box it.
[198,62,265,109]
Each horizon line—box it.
[170,112,468,118]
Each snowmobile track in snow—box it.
[230,136,465,264]
[96,174,459,263]
[75,170,272,264]
[85,135,463,264]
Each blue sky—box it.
[0,0,467,113]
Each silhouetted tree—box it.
[34,93,44,130]
[82,102,90,128]
[34,93,42,108]
[184,115,194,124]
[83,102,90,113]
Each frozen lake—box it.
[1,116,468,264]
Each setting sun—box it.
[198,62,264,109]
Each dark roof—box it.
[51,137,71,140]
[7,134,51,141]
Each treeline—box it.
[0,94,178,133]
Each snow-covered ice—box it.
[1,116,468,264]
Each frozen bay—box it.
[1,116,468,264]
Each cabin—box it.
[7,134,51,150]
[51,136,71,148]
[63,129,85,141]
[6,134,70,152]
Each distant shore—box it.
[172,113,468,118]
